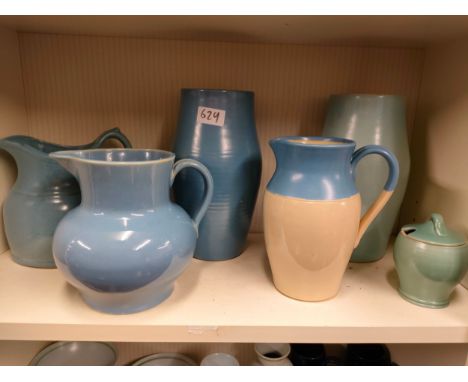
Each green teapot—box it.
[393,213,468,308]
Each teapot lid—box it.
[401,213,466,247]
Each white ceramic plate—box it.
[30,342,117,366]
[132,353,197,366]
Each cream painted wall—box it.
[401,39,468,288]
[17,33,423,232]
[0,27,27,253]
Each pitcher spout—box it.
[49,151,81,178]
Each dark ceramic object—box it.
[290,344,327,366]
[345,344,392,366]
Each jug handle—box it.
[351,145,399,248]
[88,127,133,148]
[171,159,214,234]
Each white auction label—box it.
[196,106,226,127]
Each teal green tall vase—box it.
[323,94,410,262]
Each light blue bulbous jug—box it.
[0,128,132,268]
[50,149,213,314]
[173,89,262,261]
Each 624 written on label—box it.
[197,106,226,127]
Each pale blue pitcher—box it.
[0,128,132,268]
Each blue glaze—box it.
[0,128,131,268]
[268,136,357,200]
[173,89,262,261]
[267,136,398,200]
[50,149,213,314]
[351,145,399,191]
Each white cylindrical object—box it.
[201,353,240,366]
[254,343,292,366]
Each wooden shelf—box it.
[1,16,468,47]
[0,233,467,343]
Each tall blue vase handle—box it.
[351,145,399,248]
[88,127,133,148]
[171,159,214,233]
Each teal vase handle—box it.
[351,145,399,247]
[171,159,213,233]
[89,127,133,148]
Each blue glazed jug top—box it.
[49,149,177,212]
[401,213,466,247]
[50,148,175,165]
[0,135,68,156]
[272,136,356,147]
[267,136,358,200]
[0,128,132,160]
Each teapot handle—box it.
[89,127,133,148]
[351,145,399,248]
[171,159,213,234]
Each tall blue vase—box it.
[173,89,262,261]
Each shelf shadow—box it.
[260,248,274,284]
[386,268,399,292]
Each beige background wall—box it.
[402,40,468,232]
[16,33,424,232]
[1,29,468,366]
[401,39,468,287]
[0,27,27,253]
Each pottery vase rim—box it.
[329,93,405,100]
[254,343,291,362]
[181,88,254,95]
[50,148,175,166]
[270,136,356,148]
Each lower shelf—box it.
[2,341,467,366]
[0,234,467,343]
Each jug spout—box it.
[48,151,80,178]
[0,137,33,162]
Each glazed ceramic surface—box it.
[200,353,240,366]
[173,89,261,261]
[30,342,117,366]
[133,353,197,366]
[345,344,392,366]
[254,343,292,366]
[0,128,131,268]
[264,137,399,301]
[393,214,468,308]
[50,149,213,314]
[323,94,410,262]
[289,344,327,366]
